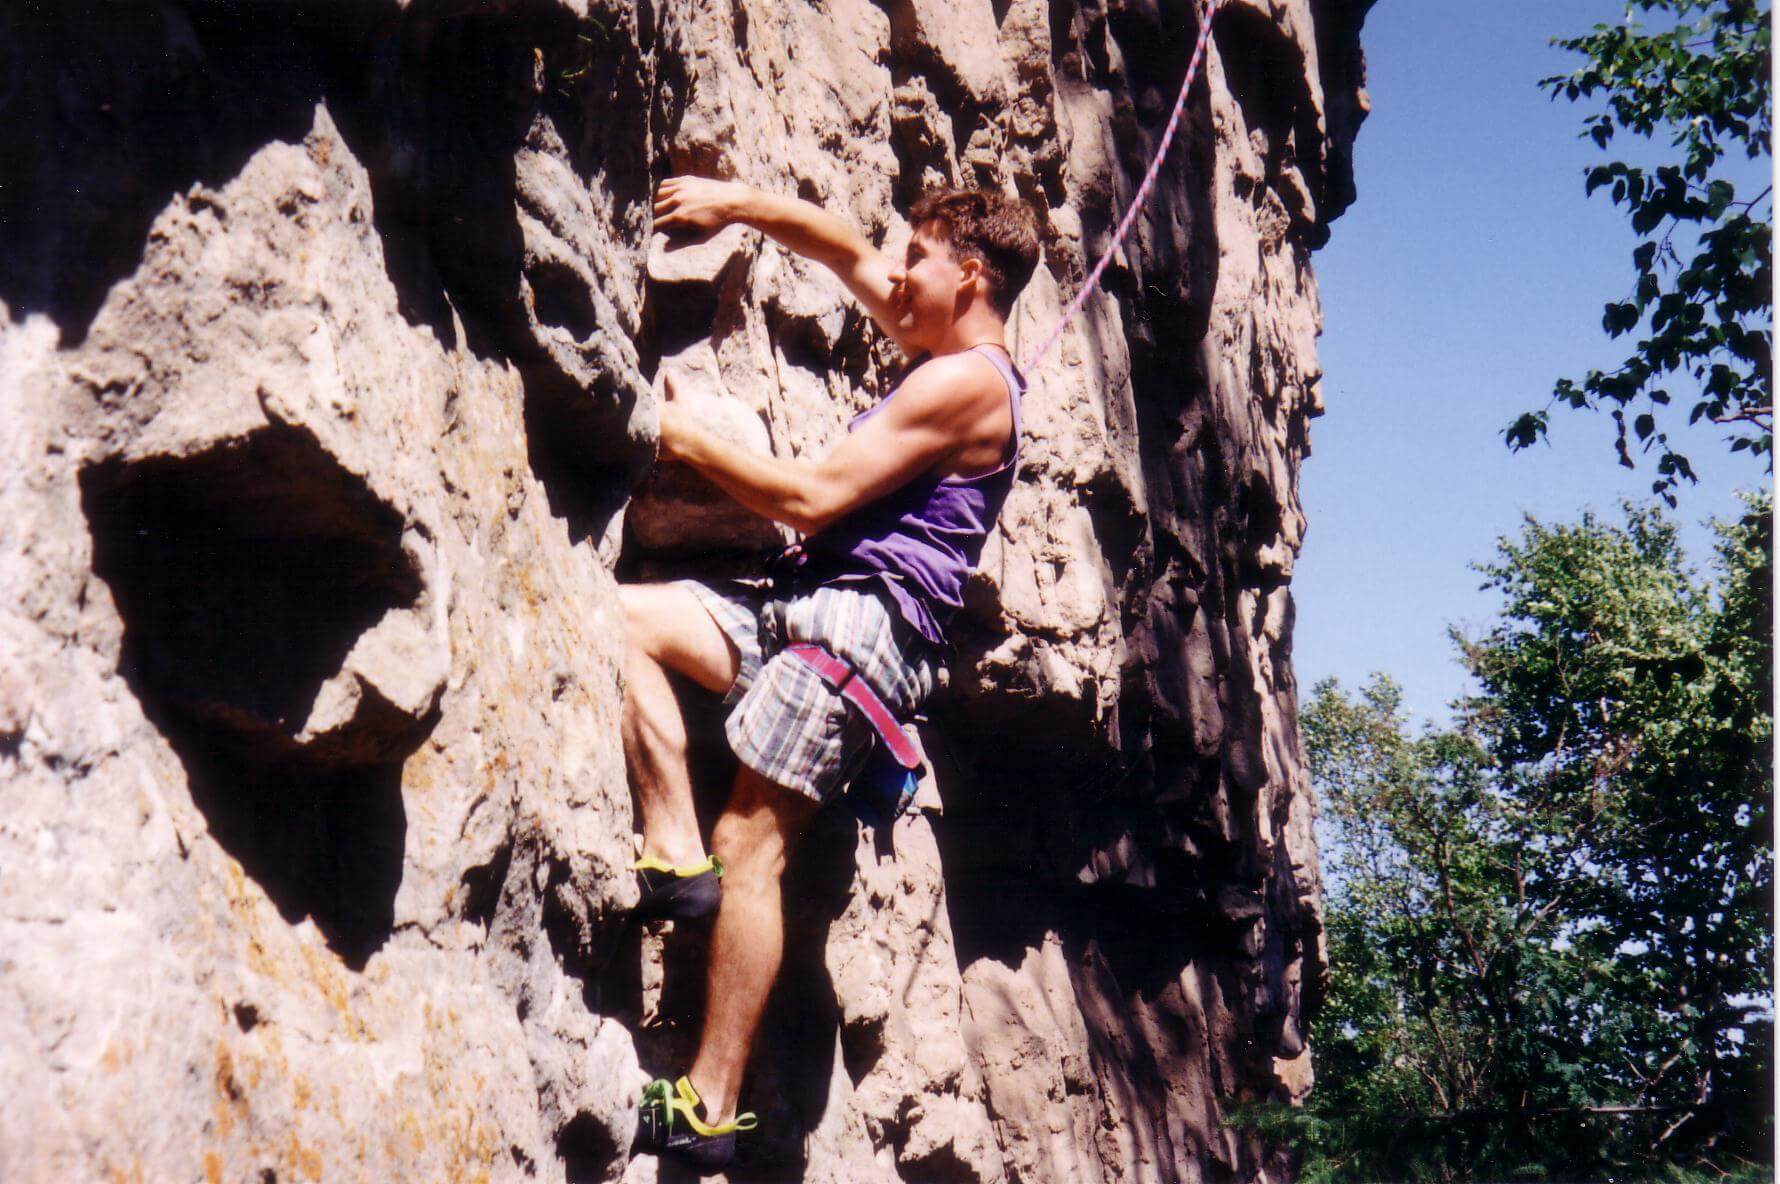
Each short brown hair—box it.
[909,188,1040,318]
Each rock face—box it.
[0,0,1369,1181]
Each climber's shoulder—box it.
[887,349,1007,426]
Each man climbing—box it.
[623,175,1038,1172]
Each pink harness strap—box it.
[784,643,924,770]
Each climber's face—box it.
[889,221,983,350]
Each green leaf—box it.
[1707,179,1738,218]
[1603,301,1643,336]
[1507,411,1550,450]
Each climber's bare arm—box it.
[654,177,914,356]
[659,357,1002,536]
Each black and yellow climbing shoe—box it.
[634,1075,757,1174]
[630,855,723,921]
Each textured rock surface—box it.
[1,0,1369,1180]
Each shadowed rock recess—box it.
[0,0,1370,1179]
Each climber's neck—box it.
[922,303,1008,361]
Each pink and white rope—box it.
[1020,0,1221,374]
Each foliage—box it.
[1506,0,1772,503]
[1247,498,1773,1180]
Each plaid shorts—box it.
[680,578,939,802]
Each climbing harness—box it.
[783,643,922,769]
[1020,0,1221,374]
[761,550,928,823]
[782,640,925,824]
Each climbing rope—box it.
[1020,0,1221,374]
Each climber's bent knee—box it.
[711,766,817,882]
[621,583,741,695]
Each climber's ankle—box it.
[640,830,706,870]
[686,1068,736,1126]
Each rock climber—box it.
[623,175,1038,1171]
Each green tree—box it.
[1267,499,1773,1181]
[1507,0,1772,502]
[1459,500,1773,1166]
[1292,678,1642,1182]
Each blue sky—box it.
[1292,0,1768,724]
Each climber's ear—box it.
[957,255,984,297]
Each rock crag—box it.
[0,0,1369,1180]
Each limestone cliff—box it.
[0,0,1369,1180]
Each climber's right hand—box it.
[654,177,750,235]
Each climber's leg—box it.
[685,765,817,1124]
[621,583,741,869]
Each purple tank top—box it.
[806,345,1025,647]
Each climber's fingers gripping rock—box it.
[654,176,744,235]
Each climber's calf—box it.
[619,583,739,897]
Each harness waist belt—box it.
[783,643,923,770]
